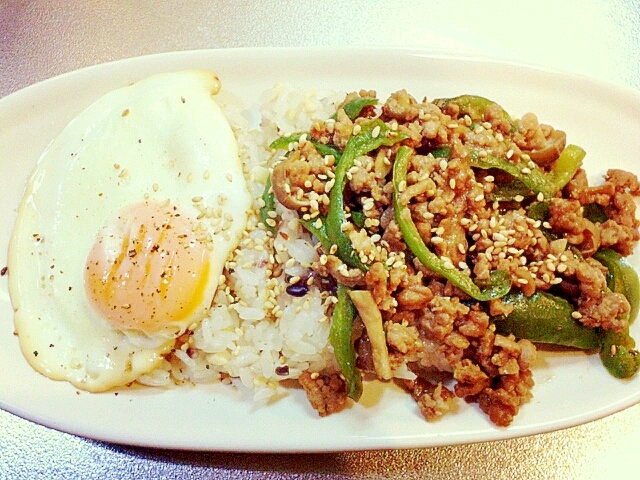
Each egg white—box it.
[8,70,251,392]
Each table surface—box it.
[2,1,640,478]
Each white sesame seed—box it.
[493,232,507,242]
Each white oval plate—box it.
[1,47,640,452]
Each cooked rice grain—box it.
[138,84,341,402]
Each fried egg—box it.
[8,70,251,392]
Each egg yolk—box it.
[84,200,212,335]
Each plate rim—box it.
[1,45,640,452]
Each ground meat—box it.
[476,369,535,427]
[271,88,640,427]
[483,102,513,135]
[455,308,490,338]
[395,270,434,311]
[573,258,631,332]
[548,198,600,252]
[385,322,423,356]
[561,168,640,255]
[606,168,640,194]
[319,255,365,288]
[382,89,421,123]
[419,296,469,341]
[453,359,490,397]
[365,261,396,312]
[298,371,348,417]
[332,108,354,149]
[270,141,333,212]
[402,378,456,421]
[604,191,640,255]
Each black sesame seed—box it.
[275,365,290,376]
[286,283,309,297]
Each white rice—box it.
[137,83,345,402]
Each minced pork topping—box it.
[260,89,640,427]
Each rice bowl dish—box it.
[7,71,640,428]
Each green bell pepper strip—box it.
[582,203,608,224]
[350,210,366,228]
[489,179,532,203]
[430,146,452,159]
[300,216,332,251]
[330,283,363,401]
[260,176,277,234]
[269,134,343,161]
[325,119,407,271]
[593,247,640,378]
[432,94,515,131]
[599,328,639,379]
[594,248,640,323]
[526,201,549,222]
[493,292,600,349]
[392,145,511,301]
[470,144,586,199]
[331,97,378,121]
